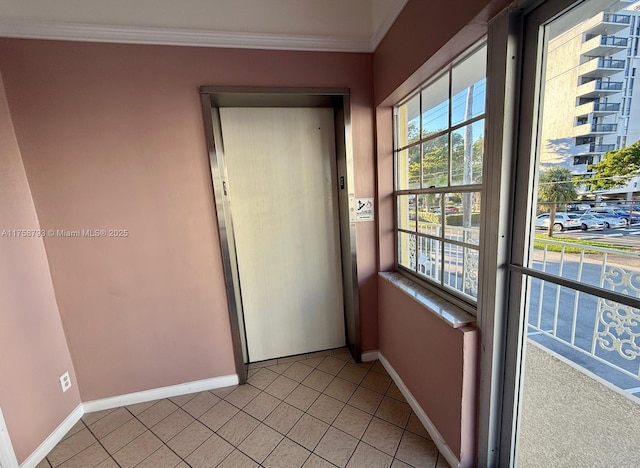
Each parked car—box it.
[611,206,640,224]
[589,207,638,225]
[430,206,459,214]
[566,203,592,213]
[577,214,605,230]
[584,213,626,229]
[535,212,581,232]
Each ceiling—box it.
[0,0,408,52]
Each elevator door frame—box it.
[200,88,360,383]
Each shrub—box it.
[445,213,481,226]
[418,212,441,223]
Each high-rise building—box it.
[541,0,640,200]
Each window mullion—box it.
[393,41,487,306]
[442,68,453,289]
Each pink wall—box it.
[374,0,511,106]
[0,70,81,464]
[0,39,376,402]
[373,0,512,464]
[378,278,478,464]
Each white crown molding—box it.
[371,0,409,50]
[0,20,373,52]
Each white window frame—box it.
[392,41,487,313]
[479,0,640,465]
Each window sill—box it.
[379,271,476,328]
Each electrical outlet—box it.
[59,371,71,392]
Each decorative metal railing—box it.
[528,239,640,387]
[402,220,479,301]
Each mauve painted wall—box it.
[0,70,81,464]
[378,279,478,464]
[372,0,512,464]
[0,38,376,402]
[374,0,511,106]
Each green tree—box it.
[407,120,419,142]
[409,132,464,187]
[422,134,451,187]
[538,167,577,237]
[588,141,640,190]
[406,129,482,189]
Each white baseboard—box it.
[361,350,380,362]
[83,374,239,413]
[19,404,83,468]
[9,373,238,468]
[378,354,460,468]
[0,407,19,468]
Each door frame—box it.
[0,406,18,468]
[478,0,591,465]
[200,87,360,383]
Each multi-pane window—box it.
[394,44,486,305]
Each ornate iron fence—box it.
[528,239,640,388]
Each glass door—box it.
[511,0,640,465]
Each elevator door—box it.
[220,107,345,362]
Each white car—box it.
[582,213,626,229]
[535,213,581,232]
[578,214,605,230]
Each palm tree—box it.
[538,167,578,237]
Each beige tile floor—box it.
[38,349,451,468]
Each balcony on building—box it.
[582,12,631,36]
[578,56,626,79]
[581,34,628,56]
[575,99,621,117]
[590,142,616,153]
[576,79,623,98]
[575,141,617,155]
[574,122,618,137]
[573,155,594,166]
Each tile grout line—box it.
[290,363,386,467]
[181,385,274,464]
[82,408,117,427]
[244,369,333,464]
[80,418,123,468]
[248,371,412,467]
[342,370,388,467]
[125,400,190,468]
[161,407,225,465]
[325,365,391,467]
[47,422,96,468]
[72,421,99,466]
[45,355,441,468]
[242,358,423,467]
